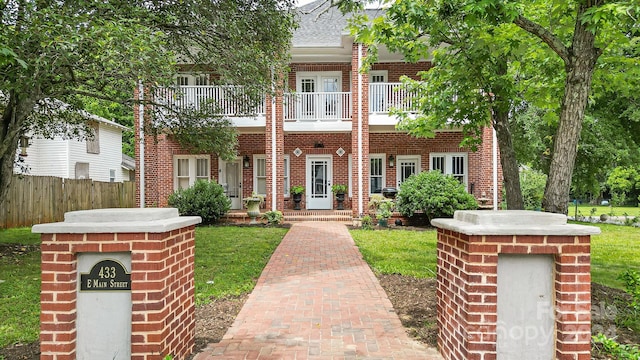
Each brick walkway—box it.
[193,222,442,360]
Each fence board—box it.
[0,175,136,229]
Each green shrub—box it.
[262,210,284,225]
[396,170,477,222]
[520,168,547,210]
[168,180,230,224]
[361,215,374,230]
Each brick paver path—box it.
[194,222,442,360]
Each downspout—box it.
[271,70,277,211]
[138,82,145,208]
[492,127,498,210]
[357,43,363,215]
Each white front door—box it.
[219,158,242,209]
[397,155,421,187]
[306,155,333,209]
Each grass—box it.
[589,223,640,289]
[350,229,438,278]
[351,223,640,291]
[0,228,41,349]
[0,225,286,348]
[1,221,638,349]
[193,226,287,304]
[569,203,640,218]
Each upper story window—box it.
[86,121,100,154]
[175,74,209,86]
[174,155,210,190]
[430,152,468,188]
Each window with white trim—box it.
[430,153,468,187]
[175,73,210,86]
[173,155,210,190]
[369,154,386,194]
[254,155,267,196]
[109,169,116,182]
[283,155,290,197]
[255,155,291,197]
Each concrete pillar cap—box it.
[431,210,601,236]
[32,208,201,234]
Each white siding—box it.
[22,137,70,178]
[20,122,127,182]
[67,122,124,182]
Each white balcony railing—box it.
[155,85,265,117]
[154,83,418,122]
[283,92,352,122]
[369,83,419,113]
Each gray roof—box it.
[293,1,382,48]
[121,154,136,171]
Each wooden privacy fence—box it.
[0,175,135,229]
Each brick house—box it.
[135,1,502,218]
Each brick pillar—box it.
[34,208,201,360]
[265,85,285,211]
[351,43,370,217]
[477,126,502,208]
[432,210,598,360]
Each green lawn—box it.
[350,229,438,278]
[351,223,640,290]
[1,221,638,349]
[569,203,640,218]
[0,225,286,348]
[590,223,640,288]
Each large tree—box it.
[0,0,296,208]
[345,0,528,209]
[342,0,639,214]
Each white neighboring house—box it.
[18,114,133,182]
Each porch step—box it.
[283,210,353,224]
[221,210,354,224]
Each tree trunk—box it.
[493,111,523,209]
[492,60,523,210]
[543,5,600,214]
[0,93,36,210]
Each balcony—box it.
[155,83,419,129]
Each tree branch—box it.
[513,15,570,65]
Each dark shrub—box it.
[396,170,477,222]
[168,180,231,224]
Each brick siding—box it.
[437,230,591,360]
[135,48,503,212]
[40,227,196,360]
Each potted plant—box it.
[243,192,264,224]
[371,197,394,227]
[331,184,347,210]
[290,185,305,210]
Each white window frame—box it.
[430,152,468,189]
[296,71,342,93]
[369,154,386,195]
[255,154,291,197]
[370,70,388,83]
[109,169,116,182]
[283,155,291,197]
[173,155,211,191]
[175,73,209,86]
[254,155,267,197]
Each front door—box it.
[397,155,421,187]
[306,155,332,209]
[219,157,242,209]
[298,74,341,120]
